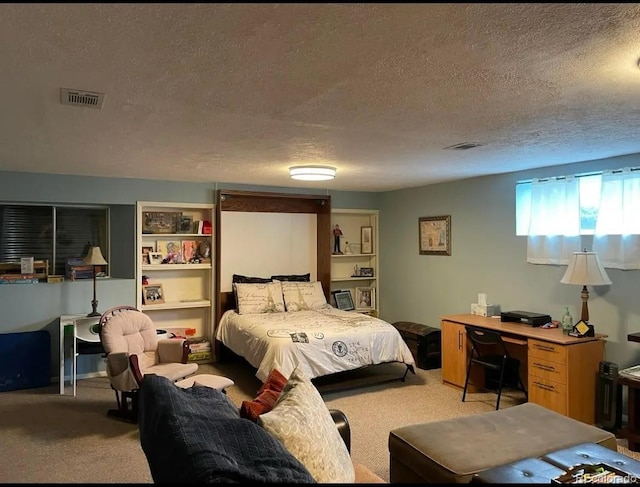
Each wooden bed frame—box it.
[213,189,415,386]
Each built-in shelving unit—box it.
[136,201,215,350]
[330,208,379,315]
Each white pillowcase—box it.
[234,281,285,314]
[258,367,355,483]
[281,281,327,311]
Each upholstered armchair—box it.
[99,305,198,422]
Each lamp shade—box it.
[83,246,108,266]
[561,251,611,286]
[289,165,336,181]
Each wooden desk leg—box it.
[628,384,640,452]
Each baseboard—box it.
[51,370,108,383]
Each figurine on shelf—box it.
[344,241,353,254]
[333,224,343,254]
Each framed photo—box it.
[332,290,355,311]
[419,215,451,256]
[148,251,164,265]
[141,245,154,265]
[355,287,375,311]
[361,226,373,254]
[181,240,198,263]
[359,267,374,277]
[177,215,194,234]
[142,211,181,234]
[142,284,165,305]
[157,239,183,263]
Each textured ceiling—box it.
[0,3,639,192]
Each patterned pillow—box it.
[234,281,285,314]
[240,368,288,422]
[270,273,311,282]
[281,281,328,311]
[232,273,272,284]
[258,366,355,483]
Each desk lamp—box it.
[84,246,108,317]
[560,250,611,323]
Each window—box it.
[0,204,109,276]
[516,174,601,236]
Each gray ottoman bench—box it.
[388,402,617,483]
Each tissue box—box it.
[471,303,500,317]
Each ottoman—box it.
[388,402,617,483]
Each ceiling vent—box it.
[60,88,105,109]
[443,142,482,150]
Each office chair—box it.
[98,305,199,423]
[462,325,528,410]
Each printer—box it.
[500,310,552,327]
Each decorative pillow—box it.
[240,368,288,422]
[258,367,355,483]
[281,281,328,311]
[270,273,311,282]
[232,273,272,284]
[235,281,285,314]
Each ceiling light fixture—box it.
[289,165,336,181]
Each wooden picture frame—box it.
[141,245,154,265]
[177,215,194,234]
[361,226,373,254]
[355,286,375,311]
[142,283,165,305]
[359,267,374,277]
[419,215,451,255]
[332,289,355,311]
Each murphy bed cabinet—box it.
[330,209,379,315]
[136,201,215,358]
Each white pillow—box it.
[281,281,327,311]
[234,281,285,314]
[258,367,355,483]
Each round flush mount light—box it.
[289,165,336,181]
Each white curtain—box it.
[592,168,640,270]
[526,176,581,264]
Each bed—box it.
[215,280,416,382]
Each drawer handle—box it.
[533,344,556,352]
[533,362,556,372]
[533,381,556,392]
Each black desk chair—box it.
[462,326,528,410]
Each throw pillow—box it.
[270,272,311,282]
[232,273,272,284]
[258,367,355,483]
[281,281,328,311]
[234,281,285,314]
[240,368,287,422]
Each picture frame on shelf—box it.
[181,240,198,263]
[419,215,451,256]
[355,287,375,311]
[148,252,164,265]
[142,283,165,305]
[332,290,355,311]
[157,239,183,263]
[141,246,154,265]
[142,211,181,234]
[177,215,194,234]
[359,267,374,277]
[361,226,373,254]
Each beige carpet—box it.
[0,361,636,483]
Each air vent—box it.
[443,142,482,150]
[60,88,105,109]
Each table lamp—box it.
[84,246,108,317]
[560,250,611,323]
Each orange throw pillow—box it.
[240,368,288,422]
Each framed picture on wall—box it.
[419,215,451,255]
[361,226,373,254]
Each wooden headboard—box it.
[214,189,331,340]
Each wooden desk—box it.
[441,314,606,424]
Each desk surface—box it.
[440,314,606,345]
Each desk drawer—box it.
[528,339,567,365]
[529,357,567,385]
[529,377,567,415]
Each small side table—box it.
[619,375,640,452]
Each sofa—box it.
[138,373,384,483]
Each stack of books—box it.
[0,273,40,284]
[187,338,212,362]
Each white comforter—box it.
[216,306,415,382]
